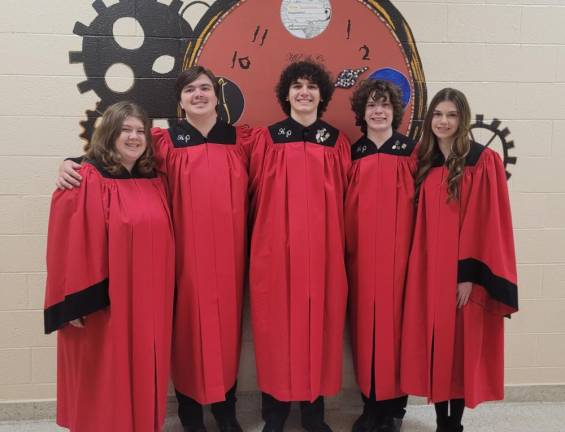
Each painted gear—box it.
[470,114,517,179]
[70,0,193,124]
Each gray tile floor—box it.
[1,402,564,431]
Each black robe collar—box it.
[351,131,415,161]
[431,141,486,167]
[169,118,236,147]
[85,159,156,179]
[268,117,339,147]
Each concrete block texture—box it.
[0,0,565,404]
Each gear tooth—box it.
[500,127,510,138]
[491,119,501,130]
[92,0,107,13]
[505,171,512,180]
[170,0,183,13]
[69,51,84,63]
[506,156,517,165]
[506,140,515,149]
[475,114,484,124]
[77,80,93,94]
[73,22,89,36]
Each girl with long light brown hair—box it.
[400,88,518,432]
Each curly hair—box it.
[275,59,334,117]
[350,79,404,134]
[415,88,471,202]
[85,101,155,177]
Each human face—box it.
[179,74,218,118]
[431,100,460,143]
[115,116,147,171]
[364,93,394,134]
[287,78,321,117]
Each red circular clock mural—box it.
[185,0,427,142]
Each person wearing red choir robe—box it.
[400,88,518,432]
[56,67,249,432]
[345,80,416,432]
[248,60,351,432]
[44,102,175,432]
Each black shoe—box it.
[302,421,333,432]
[262,419,285,432]
[183,426,207,432]
[376,416,402,432]
[217,418,243,432]
[352,411,379,432]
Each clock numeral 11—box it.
[252,26,269,46]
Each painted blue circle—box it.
[369,68,411,107]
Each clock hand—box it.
[218,77,231,124]
[335,66,369,89]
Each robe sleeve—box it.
[151,127,171,174]
[247,127,269,220]
[44,165,109,334]
[337,132,352,191]
[237,124,255,167]
[458,149,518,316]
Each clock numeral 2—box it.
[231,51,251,70]
[359,45,370,60]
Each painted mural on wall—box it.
[71,0,516,177]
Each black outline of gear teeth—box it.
[79,103,105,144]
[69,0,194,130]
[470,114,517,179]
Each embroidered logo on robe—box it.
[177,134,191,143]
[316,128,331,143]
[278,127,292,138]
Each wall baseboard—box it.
[1,385,564,422]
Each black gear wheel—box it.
[470,114,517,179]
[79,103,104,146]
[70,0,194,125]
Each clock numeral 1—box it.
[231,51,252,70]
[359,45,370,60]
[346,19,351,40]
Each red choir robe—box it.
[248,117,351,401]
[400,143,518,408]
[44,161,175,432]
[345,132,416,400]
[151,119,250,404]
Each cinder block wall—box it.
[1,0,564,404]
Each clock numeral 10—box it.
[231,51,251,70]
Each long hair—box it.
[415,88,471,202]
[85,101,154,176]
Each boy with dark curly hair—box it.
[345,79,416,432]
[248,60,351,432]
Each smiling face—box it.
[114,116,147,170]
[431,100,460,144]
[364,92,394,135]
[287,78,321,118]
[179,73,218,119]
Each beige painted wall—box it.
[1,0,564,403]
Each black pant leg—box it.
[300,396,325,428]
[176,389,205,428]
[449,399,465,426]
[262,392,291,427]
[374,395,408,419]
[211,382,238,422]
